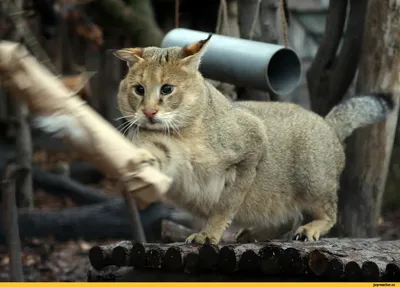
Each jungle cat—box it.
[113,35,394,244]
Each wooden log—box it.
[32,166,114,204]
[238,249,260,273]
[0,199,170,243]
[111,241,134,267]
[344,261,362,282]
[199,244,220,271]
[218,245,237,274]
[183,252,200,275]
[87,265,318,282]
[88,266,134,282]
[281,247,308,275]
[89,244,114,270]
[130,242,151,268]
[259,244,284,275]
[130,243,168,268]
[385,262,400,282]
[113,242,202,272]
[217,244,264,274]
[88,239,400,282]
[164,245,201,272]
[89,241,134,270]
[307,250,329,277]
[306,243,400,281]
[128,242,201,270]
[362,260,387,282]
[163,246,184,271]
[146,245,171,269]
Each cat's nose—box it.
[142,109,158,119]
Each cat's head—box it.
[114,35,212,133]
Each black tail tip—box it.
[374,92,395,110]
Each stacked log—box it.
[87,239,400,282]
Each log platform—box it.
[87,239,400,282]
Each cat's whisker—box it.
[131,121,140,138]
[162,122,167,137]
[116,120,134,133]
[170,119,182,138]
[121,119,138,136]
[165,120,171,139]
[114,114,135,121]
[133,124,141,140]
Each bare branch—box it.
[1,164,24,282]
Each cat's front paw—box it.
[136,148,160,170]
[185,232,218,245]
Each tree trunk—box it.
[87,0,164,47]
[307,0,368,117]
[14,100,34,208]
[337,0,400,237]
[98,31,123,124]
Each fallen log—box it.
[112,242,135,268]
[87,265,319,282]
[90,241,133,270]
[385,262,400,281]
[218,245,248,274]
[32,166,114,204]
[306,240,400,281]
[0,199,171,243]
[259,244,284,275]
[68,162,104,184]
[87,239,400,282]
[199,244,220,271]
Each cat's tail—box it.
[324,93,395,143]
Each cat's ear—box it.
[180,35,212,72]
[113,48,144,67]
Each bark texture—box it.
[307,0,368,116]
[87,239,400,282]
[337,0,400,237]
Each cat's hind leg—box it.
[293,195,337,241]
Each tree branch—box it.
[1,164,24,281]
[306,0,348,115]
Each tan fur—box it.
[114,37,394,244]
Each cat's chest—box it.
[186,139,223,171]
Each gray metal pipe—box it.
[161,28,302,97]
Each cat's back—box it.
[233,100,342,163]
[233,101,332,136]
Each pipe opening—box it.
[266,49,301,96]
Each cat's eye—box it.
[134,85,145,96]
[160,84,174,95]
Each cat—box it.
[113,35,394,244]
